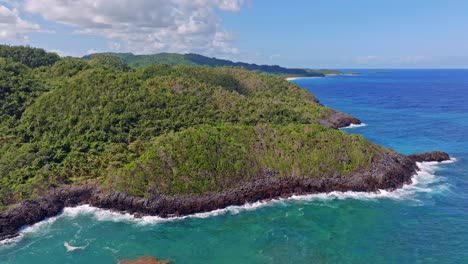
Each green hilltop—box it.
[0,45,380,208]
[83,52,342,77]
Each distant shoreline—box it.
[285,76,321,81]
[285,72,359,81]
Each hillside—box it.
[0,45,369,206]
[83,52,340,77]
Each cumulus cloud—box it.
[86,49,101,55]
[0,4,41,41]
[23,0,246,54]
[49,49,76,57]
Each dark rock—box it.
[120,256,171,264]
[408,151,450,162]
[319,111,361,129]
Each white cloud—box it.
[0,4,41,41]
[85,49,101,55]
[23,0,246,55]
[269,54,281,60]
[218,0,245,12]
[49,49,76,57]
[0,1,20,8]
[212,31,239,54]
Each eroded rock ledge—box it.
[319,111,362,129]
[408,151,450,162]
[0,151,450,241]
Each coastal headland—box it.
[0,45,451,241]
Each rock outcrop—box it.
[319,111,362,129]
[408,151,451,162]
[0,186,92,241]
[0,151,450,241]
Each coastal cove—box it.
[1,69,467,263]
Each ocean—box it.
[1,70,467,263]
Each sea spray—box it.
[0,216,61,246]
[340,123,367,129]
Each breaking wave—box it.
[340,123,367,129]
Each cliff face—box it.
[0,151,449,241]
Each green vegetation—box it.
[109,124,381,197]
[0,45,380,207]
[83,52,343,77]
[0,45,60,68]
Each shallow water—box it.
[1,70,467,263]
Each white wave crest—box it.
[289,158,456,202]
[340,123,367,129]
[1,158,456,245]
[140,199,273,224]
[64,241,88,252]
[0,216,60,246]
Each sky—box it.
[1,0,468,68]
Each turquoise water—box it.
[1,70,467,263]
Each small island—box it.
[0,45,450,241]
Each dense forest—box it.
[83,52,343,77]
[0,45,383,208]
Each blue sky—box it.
[1,0,468,68]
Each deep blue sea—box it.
[1,70,467,263]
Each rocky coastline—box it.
[0,150,450,241]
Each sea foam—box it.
[0,158,456,245]
[340,123,367,129]
[64,241,88,252]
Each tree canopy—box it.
[0,45,60,68]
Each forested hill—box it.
[83,52,341,77]
[0,45,376,209]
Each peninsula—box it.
[0,45,449,240]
